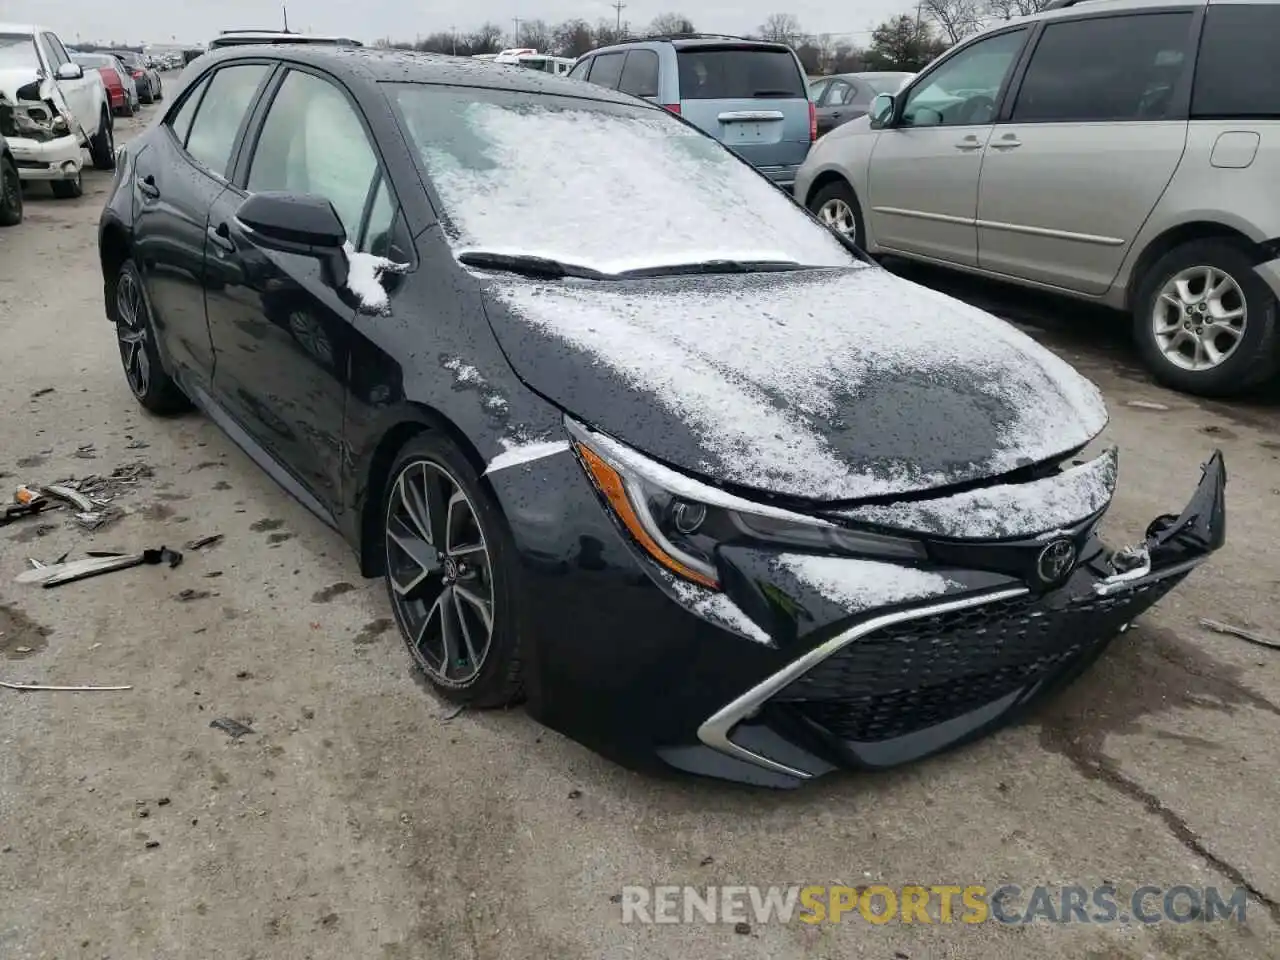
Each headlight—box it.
[566,419,925,591]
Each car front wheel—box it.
[90,110,116,170]
[50,171,82,199]
[0,155,21,226]
[1134,238,1279,397]
[382,433,523,708]
[808,179,865,250]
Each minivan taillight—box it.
[662,103,681,116]
[809,101,817,141]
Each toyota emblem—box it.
[1035,538,1077,586]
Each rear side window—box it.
[168,74,210,144]
[184,64,270,178]
[1192,4,1280,119]
[618,49,660,98]
[587,52,625,89]
[1012,13,1192,122]
[568,57,591,80]
[676,47,805,100]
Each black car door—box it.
[130,62,272,389]
[203,66,386,517]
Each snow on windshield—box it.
[389,88,852,275]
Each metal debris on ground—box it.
[41,484,95,512]
[440,704,466,722]
[174,588,214,602]
[29,387,54,398]
[1199,618,1280,651]
[184,534,223,551]
[210,717,254,739]
[73,444,97,460]
[1126,399,1171,411]
[15,546,183,588]
[1,495,57,528]
[0,678,132,692]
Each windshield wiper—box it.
[457,251,609,281]
[618,259,809,278]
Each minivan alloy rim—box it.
[1152,265,1246,372]
[386,460,494,686]
[818,198,857,239]
[115,270,151,396]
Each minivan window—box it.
[568,57,591,80]
[1191,4,1280,119]
[386,84,851,273]
[587,52,625,89]
[901,29,1025,127]
[183,64,270,178]
[1012,13,1192,122]
[619,49,659,98]
[677,47,804,100]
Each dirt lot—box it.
[1,101,1278,960]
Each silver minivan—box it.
[571,34,814,188]
[794,0,1280,397]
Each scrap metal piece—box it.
[42,484,96,512]
[210,717,254,739]
[16,546,184,588]
[0,679,132,692]
[184,534,224,551]
[1199,618,1280,651]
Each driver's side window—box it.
[901,28,1027,127]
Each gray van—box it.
[570,34,814,188]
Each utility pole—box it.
[450,25,457,55]
[512,16,522,45]
[612,0,626,34]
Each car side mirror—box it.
[55,63,84,81]
[869,93,895,129]
[236,192,347,252]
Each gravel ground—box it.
[1,100,1278,960]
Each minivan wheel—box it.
[1134,239,1279,397]
[114,259,192,413]
[382,433,523,709]
[809,180,865,249]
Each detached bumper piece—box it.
[697,451,1226,785]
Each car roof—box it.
[209,31,362,47]
[195,45,651,106]
[0,23,40,34]
[590,34,794,55]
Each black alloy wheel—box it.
[0,155,21,227]
[90,110,116,170]
[383,435,522,707]
[114,260,191,413]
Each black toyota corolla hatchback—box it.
[98,46,1226,787]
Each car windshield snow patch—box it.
[388,86,853,275]
[773,554,956,612]
[497,271,1108,501]
[837,447,1118,539]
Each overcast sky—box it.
[3,0,915,48]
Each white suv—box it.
[0,23,115,198]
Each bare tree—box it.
[468,22,504,55]
[922,0,983,44]
[593,19,626,47]
[985,0,1052,20]
[649,12,695,36]
[552,18,595,57]
[519,18,552,52]
[758,13,802,45]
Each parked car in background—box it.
[99,45,1226,787]
[72,51,137,116]
[106,49,161,102]
[0,23,115,198]
[571,33,814,188]
[796,0,1280,397]
[0,132,21,225]
[809,71,913,136]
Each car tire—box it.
[1133,238,1280,397]
[0,155,22,227]
[113,259,192,414]
[140,85,153,104]
[808,179,866,249]
[89,110,116,170]
[120,97,135,117]
[154,78,162,100]
[381,432,524,709]
[50,172,83,199]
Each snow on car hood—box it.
[482,265,1109,503]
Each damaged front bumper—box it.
[1,91,83,181]
[685,451,1226,786]
[4,133,82,181]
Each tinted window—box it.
[0,34,42,71]
[1192,5,1280,119]
[677,48,805,99]
[184,64,269,178]
[247,69,378,237]
[1013,13,1191,122]
[169,74,211,144]
[618,50,660,98]
[587,52,625,89]
[902,29,1026,127]
[829,81,855,105]
[360,177,395,255]
[568,57,591,80]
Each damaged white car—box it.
[0,24,115,198]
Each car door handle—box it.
[990,135,1023,150]
[206,223,234,254]
[136,174,159,198]
[954,136,984,151]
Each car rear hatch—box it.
[675,42,810,179]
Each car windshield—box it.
[676,47,805,99]
[0,33,40,72]
[386,84,853,275]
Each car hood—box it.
[481,264,1109,504]
[0,67,43,102]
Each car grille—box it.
[771,577,1182,744]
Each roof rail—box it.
[615,32,751,44]
[1042,0,1101,9]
